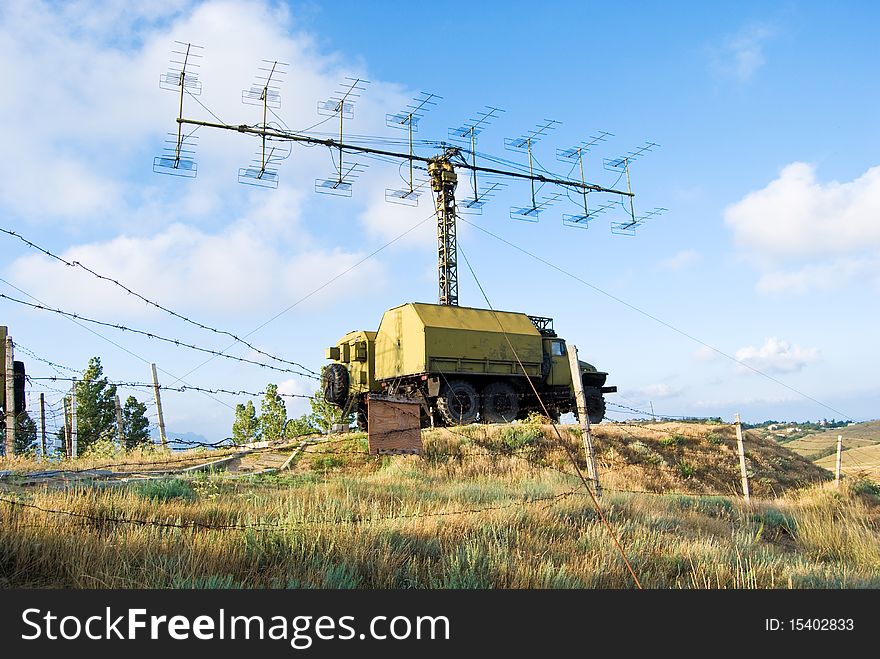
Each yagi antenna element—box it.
[505,119,561,220]
[154,42,204,177]
[604,141,660,230]
[239,59,290,188]
[557,131,613,227]
[448,106,505,212]
[385,92,442,206]
[315,77,370,196]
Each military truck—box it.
[322,302,616,430]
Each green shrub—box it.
[847,476,880,503]
[706,432,723,445]
[677,460,696,478]
[131,478,196,502]
[660,433,686,447]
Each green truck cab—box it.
[322,302,615,429]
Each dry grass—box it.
[1,424,876,589]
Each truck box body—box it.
[373,303,544,381]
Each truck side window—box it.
[551,340,566,356]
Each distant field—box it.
[816,444,880,480]
[781,421,880,476]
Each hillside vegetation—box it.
[2,421,878,589]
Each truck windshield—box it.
[551,341,566,356]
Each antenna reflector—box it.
[153,156,197,178]
[562,201,615,229]
[611,206,667,235]
[504,119,561,152]
[448,106,505,142]
[556,131,614,162]
[510,192,563,222]
[604,141,659,171]
[158,41,204,95]
[385,188,421,206]
[386,92,442,132]
[315,162,368,197]
[317,77,370,117]
[239,166,279,188]
[242,60,288,109]
[153,132,198,178]
[458,180,507,215]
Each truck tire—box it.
[585,386,606,424]
[481,381,519,424]
[436,380,479,425]
[322,364,350,407]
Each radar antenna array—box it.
[155,43,665,305]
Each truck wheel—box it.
[482,381,519,424]
[436,380,479,425]
[585,387,606,424]
[322,363,350,406]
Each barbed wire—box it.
[0,227,320,377]
[28,376,316,403]
[0,292,319,379]
[0,488,583,532]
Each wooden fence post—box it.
[567,344,601,497]
[734,413,750,503]
[151,363,167,448]
[70,379,77,459]
[835,434,843,488]
[115,394,125,450]
[39,393,47,458]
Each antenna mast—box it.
[428,149,460,306]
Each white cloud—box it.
[725,162,880,294]
[734,337,820,374]
[725,163,880,258]
[693,345,720,362]
[711,23,776,82]
[756,257,880,295]
[9,189,386,316]
[277,377,313,418]
[659,249,701,271]
[630,383,683,400]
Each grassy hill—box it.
[1,421,877,589]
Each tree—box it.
[14,411,37,454]
[72,357,118,454]
[259,384,287,441]
[308,391,354,433]
[284,414,317,439]
[232,400,259,444]
[122,396,151,449]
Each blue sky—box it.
[1,0,878,441]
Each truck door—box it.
[544,339,571,386]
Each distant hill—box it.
[777,420,880,480]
